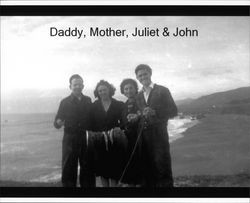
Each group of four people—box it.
[54,64,178,187]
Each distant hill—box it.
[175,98,195,106]
[2,86,250,115]
[1,89,69,114]
[177,86,250,115]
[1,88,126,114]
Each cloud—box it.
[1,16,249,101]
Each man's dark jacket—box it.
[136,84,177,187]
[54,93,92,133]
[54,93,95,187]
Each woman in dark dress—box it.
[90,80,126,187]
[120,78,143,186]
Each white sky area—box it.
[1,16,250,100]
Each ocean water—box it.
[0,113,198,183]
[168,117,199,142]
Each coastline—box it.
[171,114,250,181]
[168,116,199,143]
[0,115,195,184]
[1,113,249,187]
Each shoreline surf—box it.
[0,113,197,183]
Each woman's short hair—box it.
[94,80,116,98]
[120,78,138,95]
[135,64,152,75]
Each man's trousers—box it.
[62,131,96,187]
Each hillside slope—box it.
[177,86,250,114]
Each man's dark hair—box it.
[69,74,83,84]
[94,80,116,99]
[120,78,138,95]
[135,64,152,75]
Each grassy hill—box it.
[171,114,250,180]
[177,86,250,115]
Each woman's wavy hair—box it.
[120,78,138,95]
[94,80,116,99]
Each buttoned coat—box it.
[136,84,177,187]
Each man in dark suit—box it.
[135,64,177,187]
[54,74,95,187]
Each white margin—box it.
[0,1,249,203]
[0,198,249,203]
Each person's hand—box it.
[143,107,156,118]
[113,127,121,132]
[56,119,65,128]
[127,113,138,123]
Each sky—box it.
[1,16,250,101]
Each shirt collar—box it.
[142,82,155,92]
[70,93,84,101]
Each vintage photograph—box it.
[1,16,250,188]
